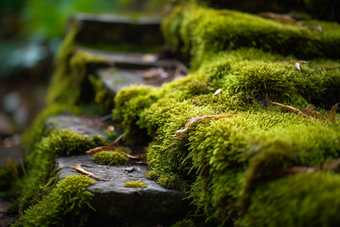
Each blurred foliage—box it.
[23,0,119,40]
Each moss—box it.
[46,26,110,106]
[239,172,340,227]
[0,164,20,191]
[163,4,340,69]
[88,74,115,112]
[123,180,148,188]
[21,129,104,211]
[113,45,340,224]
[12,175,95,227]
[21,104,81,151]
[92,151,128,166]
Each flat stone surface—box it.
[46,115,107,138]
[51,114,191,226]
[56,154,175,194]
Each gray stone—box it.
[51,114,191,226]
[46,115,107,139]
[68,13,163,47]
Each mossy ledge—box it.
[112,3,340,225]
[162,4,340,69]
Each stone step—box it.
[69,13,164,50]
[49,114,191,227]
[76,47,188,103]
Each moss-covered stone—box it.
[111,4,340,225]
[92,151,128,166]
[162,4,340,69]
[21,129,104,212]
[46,26,110,106]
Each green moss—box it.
[21,129,104,211]
[163,4,340,69]
[21,104,81,151]
[88,74,115,112]
[0,164,20,191]
[12,175,95,227]
[123,180,148,188]
[112,46,340,224]
[92,151,128,166]
[239,172,340,227]
[46,26,110,106]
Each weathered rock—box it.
[46,114,107,139]
[51,114,191,226]
[75,47,187,100]
[69,13,163,47]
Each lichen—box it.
[92,151,128,166]
[12,175,95,227]
[123,180,148,188]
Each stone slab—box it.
[46,115,107,139]
[69,13,163,46]
[51,114,191,226]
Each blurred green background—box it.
[0,0,171,143]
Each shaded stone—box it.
[75,47,180,68]
[56,155,190,226]
[69,13,163,47]
[51,114,191,226]
[46,115,107,139]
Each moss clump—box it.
[112,36,340,226]
[123,180,148,188]
[12,175,95,227]
[92,151,128,166]
[239,172,340,227]
[21,129,104,211]
[162,4,340,69]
